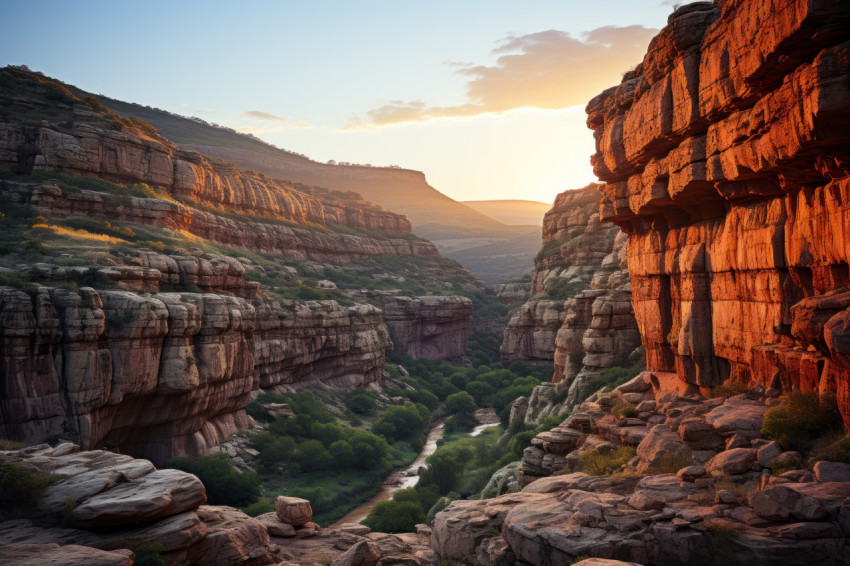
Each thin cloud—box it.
[344,25,657,130]
[193,109,214,115]
[236,121,313,135]
[241,110,289,121]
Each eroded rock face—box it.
[0,444,271,566]
[501,185,640,409]
[0,118,411,234]
[369,295,472,360]
[1,181,438,264]
[0,286,389,463]
[587,0,850,421]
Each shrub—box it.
[345,389,377,415]
[761,392,843,451]
[814,435,850,465]
[710,381,750,398]
[0,464,59,512]
[363,499,425,533]
[445,391,477,415]
[577,446,636,476]
[133,542,169,566]
[612,398,637,418]
[242,497,275,517]
[0,439,26,450]
[771,456,804,475]
[166,453,260,507]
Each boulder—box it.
[275,497,313,527]
[812,461,850,483]
[705,448,757,476]
[330,540,383,566]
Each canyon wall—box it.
[371,295,473,360]
[587,0,850,422]
[0,115,411,233]
[501,185,640,404]
[1,180,438,262]
[0,284,389,465]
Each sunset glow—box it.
[2,0,687,204]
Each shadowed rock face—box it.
[500,185,640,402]
[587,0,850,422]
[0,287,389,464]
[370,295,472,360]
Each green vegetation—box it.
[575,347,646,403]
[761,392,843,451]
[710,381,750,398]
[166,453,261,507]
[363,498,426,533]
[814,435,850,465]
[0,464,60,517]
[577,446,636,476]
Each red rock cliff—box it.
[587,0,850,422]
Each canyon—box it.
[500,184,641,410]
[3,0,850,565]
[0,68,477,465]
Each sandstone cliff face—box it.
[1,180,438,263]
[587,0,850,422]
[371,295,472,360]
[501,185,640,407]
[0,116,410,233]
[0,285,389,464]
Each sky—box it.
[2,1,687,204]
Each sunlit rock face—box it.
[0,120,411,233]
[501,185,640,396]
[0,287,389,464]
[587,0,850,423]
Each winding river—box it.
[330,418,502,526]
[331,421,446,526]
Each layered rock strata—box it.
[0,96,410,233]
[0,286,389,464]
[587,0,850,421]
[501,185,640,403]
[0,443,271,565]
[368,294,473,360]
[1,181,438,262]
[433,372,850,566]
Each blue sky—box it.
[3,1,686,203]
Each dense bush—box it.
[363,499,425,533]
[814,436,850,465]
[373,404,430,446]
[761,392,843,451]
[0,464,59,513]
[345,388,377,414]
[166,453,260,507]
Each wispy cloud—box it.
[344,25,657,130]
[193,109,214,115]
[241,110,289,121]
[236,121,313,135]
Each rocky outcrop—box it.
[0,71,410,234]
[587,0,850,422]
[0,443,271,565]
[433,373,850,566]
[367,294,472,360]
[1,181,438,263]
[501,186,640,405]
[493,282,529,305]
[0,286,389,464]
